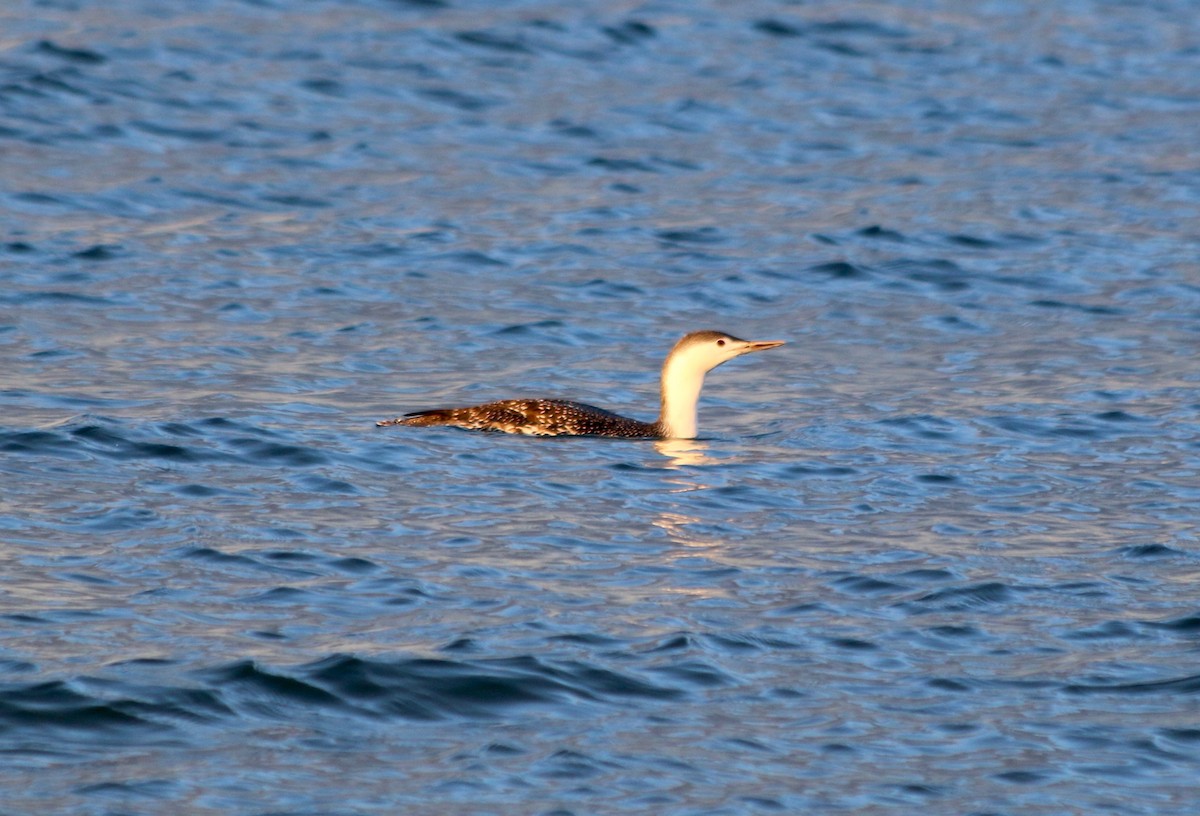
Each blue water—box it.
[3,0,1200,813]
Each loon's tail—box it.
[376,409,458,427]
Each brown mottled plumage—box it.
[381,399,660,437]
[377,330,785,439]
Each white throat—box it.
[657,354,707,439]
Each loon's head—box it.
[657,330,785,439]
[666,330,786,375]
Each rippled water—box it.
[3,0,1200,813]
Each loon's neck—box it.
[657,353,706,439]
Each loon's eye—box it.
[717,339,726,347]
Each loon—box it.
[376,330,784,438]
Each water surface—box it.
[3,0,1199,813]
